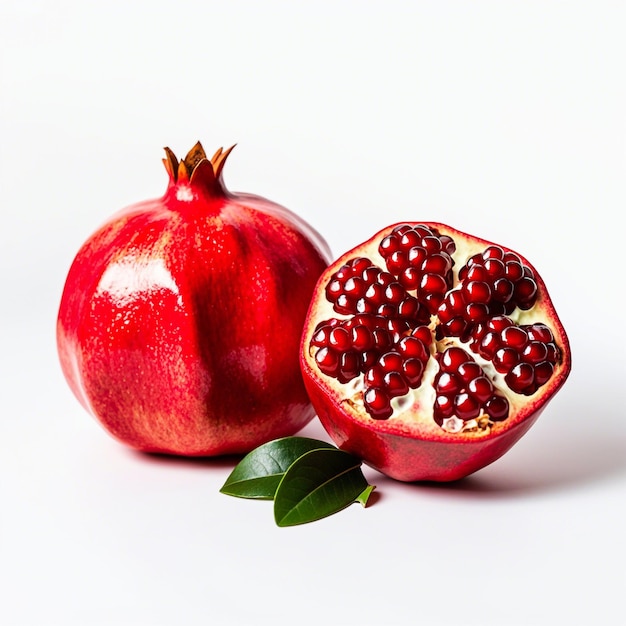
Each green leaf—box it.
[274,448,375,527]
[219,437,336,499]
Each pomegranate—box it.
[57,142,331,456]
[301,223,571,481]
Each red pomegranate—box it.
[57,142,331,456]
[301,223,571,481]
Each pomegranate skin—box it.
[300,222,571,482]
[57,143,331,456]
[304,380,547,482]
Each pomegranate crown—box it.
[162,141,235,191]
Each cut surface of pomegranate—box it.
[301,223,571,481]
[57,142,331,456]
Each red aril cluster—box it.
[324,257,429,323]
[362,327,432,419]
[438,245,539,338]
[378,224,456,313]
[309,224,555,427]
[467,316,560,395]
[434,347,509,430]
[310,315,431,416]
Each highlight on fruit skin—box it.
[57,142,331,456]
[300,222,571,482]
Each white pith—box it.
[304,225,565,439]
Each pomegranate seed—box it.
[484,396,509,421]
[522,341,549,364]
[457,361,482,384]
[412,325,432,344]
[315,347,339,377]
[385,282,405,304]
[387,250,407,275]
[379,235,399,256]
[483,245,504,260]
[379,351,403,373]
[365,365,385,388]
[329,326,352,351]
[443,317,468,337]
[440,347,470,372]
[534,361,555,386]
[465,301,489,323]
[397,296,420,318]
[388,318,411,336]
[351,325,374,351]
[439,235,456,254]
[493,347,520,373]
[365,282,384,303]
[488,316,514,332]
[354,314,382,329]
[400,267,421,289]
[492,278,514,303]
[514,277,538,308]
[466,264,488,282]
[377,271,395,287]
[311,325,332,347]
[505,362,535,394]
[434,395,455,420]
[364,387,393,419]
[372,329,393,350]
[423,236,444,253]
[504,259,524,281]
[361,350,378,371]
[478,332,499,359]
[397,336,429,361]
[503,250,521,263]
[468,376,493,402]
[422,253,451,275]
[343,277,365,298]
[420,273,448,295]
[362,266,380,283]
[326,279,342,299]
[377,303,397,318]
[402,358,424,386]
[463,280,491,303]
[338,351,361,382]
[455,393,480,420]
[384,371,409,397]
[526,323,554,343]
[408,246,428,268]
[546,343,560,363]
[484,258,506,278]
[436,372,462,395]
[401,230,422,248]
[501,325,528,349]
[334,294,352,315]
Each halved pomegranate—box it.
[300,223,571,482]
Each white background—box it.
[1,1,625,625]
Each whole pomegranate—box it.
[301,223,571,481]
[57,142,331,456]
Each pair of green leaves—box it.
[220,437,375,527]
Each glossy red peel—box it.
[58,142,331,456]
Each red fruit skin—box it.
[303,379,547,482]
[57,145,331,456]
[300,222,571,482]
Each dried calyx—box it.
[162,142,236,191]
